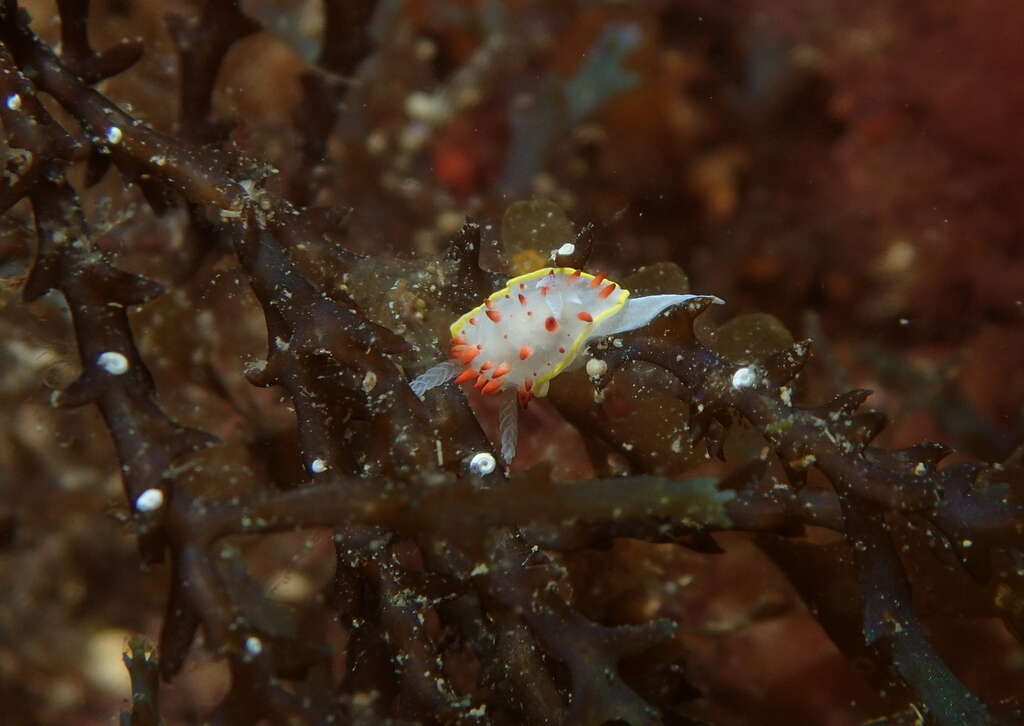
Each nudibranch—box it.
[411,267,723,464]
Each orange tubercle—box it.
[598,283,617,299]
[492,362,511,378]
[482,379,504,394]
[486,309,503,323]
[577,311,593,322]
[454,368,478,384]
[519,346,533,360]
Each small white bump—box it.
[105,126,122,144]
[556,242,575,257]
[97,351,129,375]
[467,704,487,718]
[244,636,263,655]
[585,358,608,379]
[405,91,447,123]
[135,488,164,512]
[731,366,757,390]
[310,458,328,474]
[6,93,21,110]
[468,452,496,476]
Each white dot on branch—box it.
[731,366,757,390]
[97,351,129,375]
[6,94,21,110]
[105,126,123,144]
[135,488,164,512]
[556,242,575,256]
[244,636,263,655]
[309,458,328,474]
[468,452,496,476]
[585,358,607,379]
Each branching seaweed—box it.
[2,1,1023,725]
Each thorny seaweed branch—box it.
[1,2,1023,725]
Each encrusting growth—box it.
[411,267,724,462]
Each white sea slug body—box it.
[411,267,723,464]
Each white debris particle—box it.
[792,454,816,469]
[556,242,575,257]
[244,636,263,655]
[362,370,378,392]
[97,351,129,375]
[351,691,378,707]
[405,91,447,123]
[135,488,164,512]
[913,462,926,475]
[469,563,489,577]
[310,458,328,474]
[365,129,388,154]
[414,37,437,61]
[244,358,267,376]
[731,366,756,390]
[468,452,496,476]
[399,121,431,151]
[436,210,464,235]
[467,704,487,718]
[585,357,608,379]
[6,93,21,110]
[105,126,123,144]
[962,539,973,549]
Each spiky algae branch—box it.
[4,2,1023,724]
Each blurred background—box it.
[1,0,1023,723]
